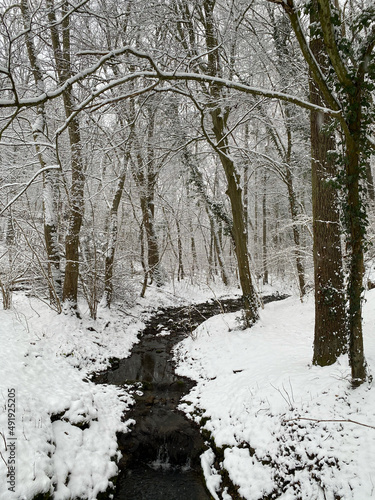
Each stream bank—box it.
[93,294,287,499]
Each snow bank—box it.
[0,294,142,500]
[175,293,375,500]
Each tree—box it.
[167,0,260,325]
[268,10,308,298]
[309,0,347,366]
[128,97,164,288]
[269,0,375,384]
[20,0,63,308]
[46,0,85,312]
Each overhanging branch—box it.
[0,46,342,119]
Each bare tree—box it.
[20,0,62,308]
[46,0,85,313]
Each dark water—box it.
[93,294,287,500]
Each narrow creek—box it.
[93,294,287,500]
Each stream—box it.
[93,294,287,500]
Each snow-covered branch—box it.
[0,45,342,118]
[0,165,60,216]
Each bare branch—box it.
[0,165,61,216]
[0,46,342,118]
[284,416,375,430]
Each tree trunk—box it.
[243,124,250,245]
[21,0,62,307]
[129,102,163,288]
[140,195,163,286]
[190,225,198,280]
[176,219,184,281]
[102,166,127,308]
[210,108,259,326]
[208,208,229,285]
[47,0,84,311]
[203,0,258,325]
[262,173,268,285]
[285,168,306,299]
[254,167,259,270]
[346,98,367,384]
[309,3,347,365]
[43,170,62,306]
[140,224,148,298]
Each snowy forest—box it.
[0,0,375,499]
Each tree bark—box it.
[203,0,258,325]
[102,165,127,308]
[309,1,347,366]
[140,195,162,285]
[210,107,259,325]
[315,0,367,383]
[176,219,184,281]
[262,173,268,285]
[345,102,367,384]
[21,0,62,307]
[47,0,85,311]
[272,0,369,384]
[129,101,163,288]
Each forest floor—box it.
[0,279,374,500]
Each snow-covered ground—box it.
[0,292,145,500]
[174,292,375,500]
[1,280,374,499]
[0,279,239,500]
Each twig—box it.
[283,416,375,430]
[0,431,7,451]
[0,451,8,469]
[271,382,295,410]
[117,307,143,320]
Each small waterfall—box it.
[150,444,171,471]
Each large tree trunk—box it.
[345,99,367,384]
[309,3,347,366]
[273,0,369,385]
[47,0,84,311]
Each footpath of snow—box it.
[0,278,239,500]
[174,292,375,500]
